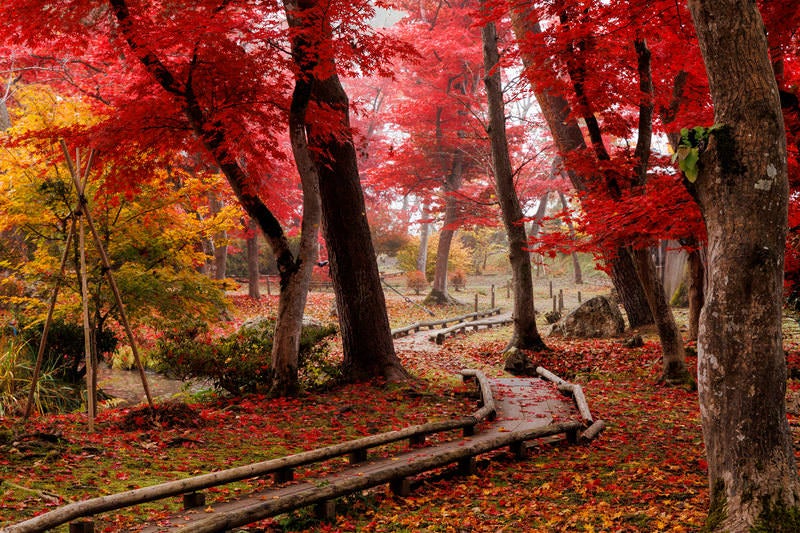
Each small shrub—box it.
[21,319,118,384]
[156,318,338,395]
[406,270,428,295]
[450,269,467,291]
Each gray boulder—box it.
[549,295,625,338]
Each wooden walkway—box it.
[133,377,588,532]
[1,369,603,533]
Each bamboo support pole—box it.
[78,214,96,430]
[23,220,76,420]
[60,141,154,409]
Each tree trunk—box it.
[285,0,407,383]
[417,204,430,274]
[629,248,687,382]
[687,0,800,529]
[628,37,687,382]
[268,73,322,397]
[509,9,653,328]
[609,249,653,328]
[686,246,703,342]
[109,0,312,396]
[209,192,227,280]
[481,14,545,351]
[246,218,260,299]
[426,151,463,305]
[0,97,10,131]
[558,191,583,284]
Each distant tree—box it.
[481,9,546,351]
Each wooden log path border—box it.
[391,307,502,339]
[1,370,494,533]
[536,366,607,442]
[2,368,605,533]
[430,315,515,345]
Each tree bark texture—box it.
[416,204,430,274]
[629,248,687,381]
[687,0,800,529]
[246,218,261,300]
[209,192,228,280]
[686,246,704,342]
[481,15,545,351]
[628,38,687,381]
[509,9,653,328]
[285,0,407,383]
[426,150,463,305]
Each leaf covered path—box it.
[124,376,583,532]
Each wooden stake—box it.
[60,140,154,409]
[23,219,76,421]
[79,213,96,430]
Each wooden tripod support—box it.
[22,141,155,429]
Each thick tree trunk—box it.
[687,0,800,529]
[246,218,261,300]
[285,0,407,383]
[481,15,545,351]
[609,249,653,328]
[509,10,653,329]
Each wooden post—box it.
[348,449,368,464]
[390,477,412,497]
[474,293,478,312]
[315,500,336,520]
[509,441,528,460]
[273,468,294,484]
[506,280,510,298]
[457,457,477,476]
[410,434,426,447]
[549,280,553,298]
[183,492,206,509]
[552,296,557,313]
[578,290,582,303]
[558,289,564,312]
[491,284,495,308]
[69,520,94,533]
[61,141,155,410]
[23,219,75,421]
[78,214,96,430]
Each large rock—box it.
[549,296,625,338]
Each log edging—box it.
[391,308,502,338]
[430,315,514,345]
[535,366,606,443]
[1,371,496,533]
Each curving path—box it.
[2,316,603,533]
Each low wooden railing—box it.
[391,308,502,338]
[1,370,495,533]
